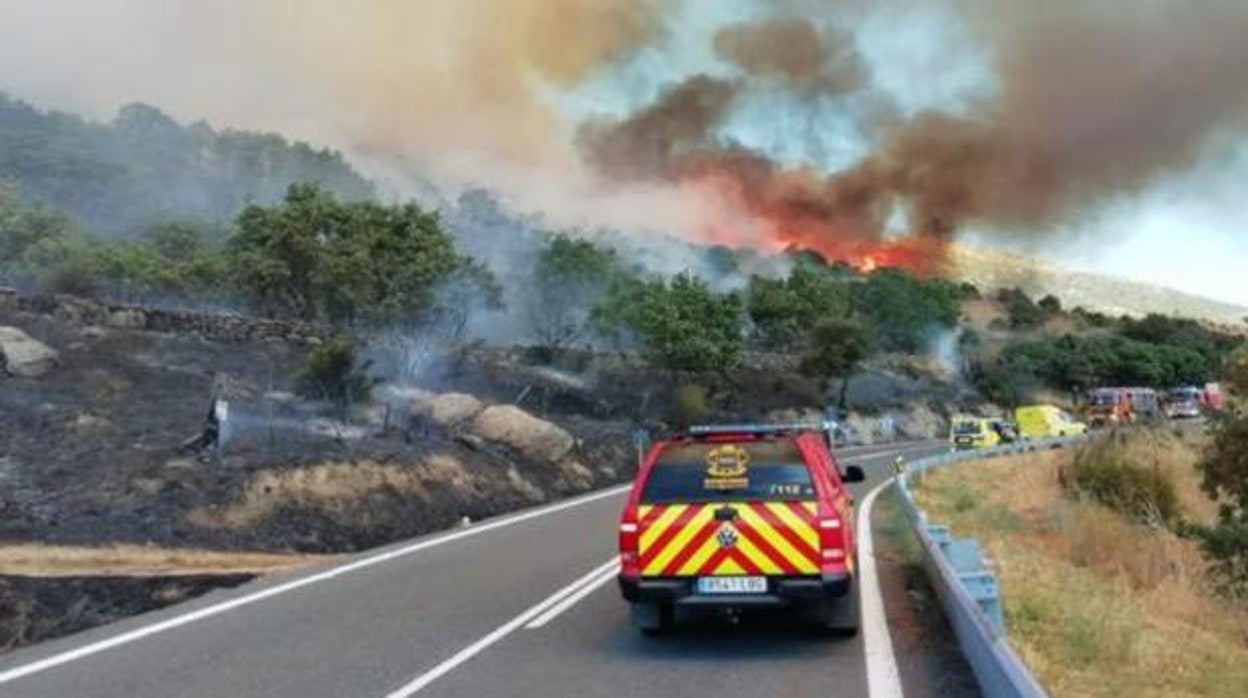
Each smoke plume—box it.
[3,0,1248,272]
[577,1,1248,270]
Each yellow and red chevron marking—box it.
[637,502,820,577]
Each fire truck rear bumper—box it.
[619,574,851,607]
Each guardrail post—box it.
[958,571,1004,633]
[944,539,1005,633]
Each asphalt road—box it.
[0,440,957,698]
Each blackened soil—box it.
[0,574,253,654]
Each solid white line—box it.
[525,563,621,629]
[858,477,905,698]
[385,557,619,697]
[0,484,630,686]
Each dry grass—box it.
[187,455,542,530]
[0,544,327,577]
[913,431,1248,698]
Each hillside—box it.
[0,93,374,234]
[952,246,1248,327]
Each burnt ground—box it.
[0,302,637,652]
[0,304,636,553]
[0,574,253,653]
[0,295,964,654]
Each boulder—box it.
[896,403,946,440]
[107,308,147,328]
[555,459,595,490]
[425,393,485,427]
[0,327,58,378]
[470,405,576,464]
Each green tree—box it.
[1038,294,1062,314]
[228,184,465,326]
[0,185,79,279]
[0,92,374,235]
[799,318,872,408]
[999,287,1044,329]
[1192,346,1248,597]
[746,264,850,349]
[530,233,618,349]
[852,269,962,352]
[592,272,743,373]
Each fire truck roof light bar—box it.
[686,422,833,437]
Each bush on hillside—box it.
[295,335,376,415]
[673,383,710,424]
[1196,406,1248,599]
[530,233,619,350]
[999,287,1044,329]
[591,272,743,374]
[229,184,471,326]
[1064,441,1179,525]
[987,333,1219,395]
[851,269,967,352]
[746,263,850,349]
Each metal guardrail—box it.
[894,436,1091,698]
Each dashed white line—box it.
[384,557,619,697]
[0,485,630,687]
[858,478,905,698]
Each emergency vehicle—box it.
[1085,387,1132,427]
[1166,386,1204,419]
[1016,405,1088,439]
[617,423,865,635]
[949,416,1017,450]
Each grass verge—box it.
[912,431,1248,698]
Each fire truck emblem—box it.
[705,445,749,477]
[716,523,739,548]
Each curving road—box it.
[0,440,967,698]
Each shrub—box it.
[746,264,849,349]
[229,184,465,326]
[1195,410,1248,598]
[673,383,709,424]
[999,287,1044,328]
[799,317,871,407]
[851,269,962,352]
[295,335,376,415]
[1064,442,1179,524]
[529,233,618,349]
[592,272,743,374]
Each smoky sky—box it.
[577,1,1248,268]
[3,0,1248,278]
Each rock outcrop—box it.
[0,327,57,378]
[470,405,576,465]
[422,393,485,427]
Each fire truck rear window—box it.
[640,440,816,504]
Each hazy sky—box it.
[0,0,1244,305]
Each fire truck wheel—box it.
[817,584,861,637]
[631,602,674,635]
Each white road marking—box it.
[525,563,621,629]
[0,484,630,686]
[858,477,905,698]
[385,557,619,697]
[0,439,935,690]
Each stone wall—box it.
[0,288,322,345]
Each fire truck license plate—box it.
[697,576,767,594]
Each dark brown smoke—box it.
[578,75,739,182]
[713,18,863,94]
[579,1,1248,271]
